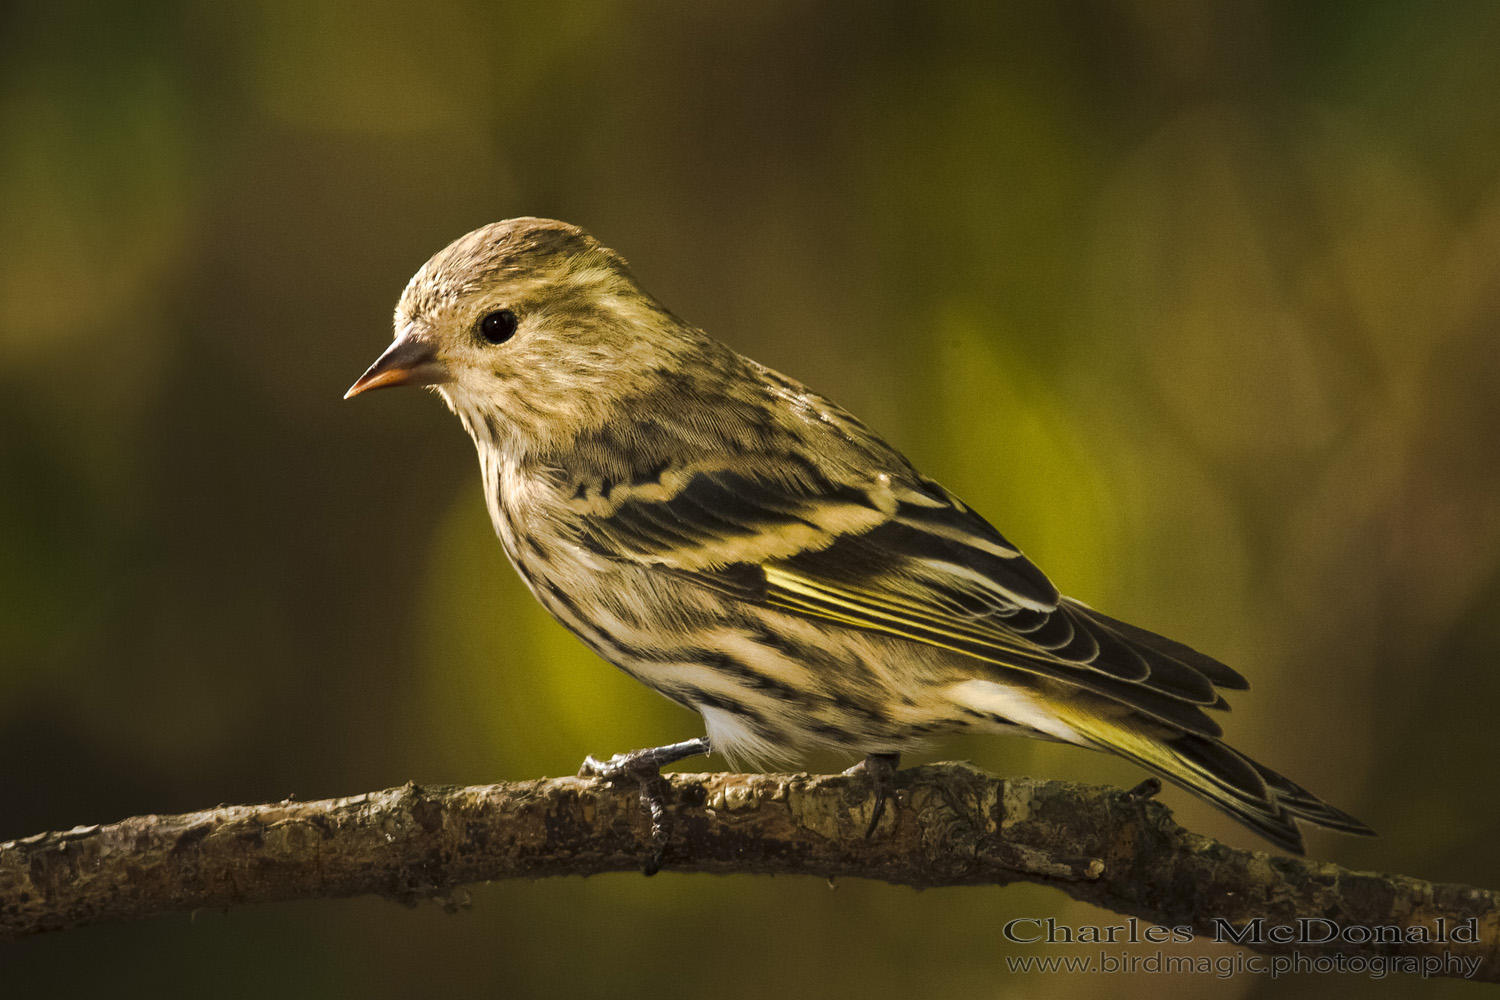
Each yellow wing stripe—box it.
[765,566,1049,662]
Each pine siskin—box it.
[347,217,1372,856]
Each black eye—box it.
[478,308,517,345]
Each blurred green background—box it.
[3,1,1498,997]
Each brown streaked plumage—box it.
[347,217,1373,855]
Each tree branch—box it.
[1,763,1494,980]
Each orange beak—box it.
[345,332,452,399]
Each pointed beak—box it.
[344,329,452,399]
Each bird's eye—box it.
[477,308,518,345]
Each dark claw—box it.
[578,738,711,875]
[635,772,672,876]
[1125,777,1162,801]
[854,752,900,838]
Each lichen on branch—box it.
[0,763,1494,982]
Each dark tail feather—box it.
[1070,713,1374,855]
[1250,759,1377,836]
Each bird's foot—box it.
[843,752,901,837]
[579,737,711,875]
[1124,776,1162,802]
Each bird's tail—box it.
[1062,713,1375,855]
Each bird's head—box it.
[346,217,718,449]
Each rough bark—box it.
[1,764,1494,981]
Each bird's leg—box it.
[579,737,711,875]
[844,752,901,837]
[1124,776,1162,801]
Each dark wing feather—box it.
[571,465,1244,736]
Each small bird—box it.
[347,217,1372,856]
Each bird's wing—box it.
[566,458,1247,737]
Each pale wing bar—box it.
[575,466,1244,737]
